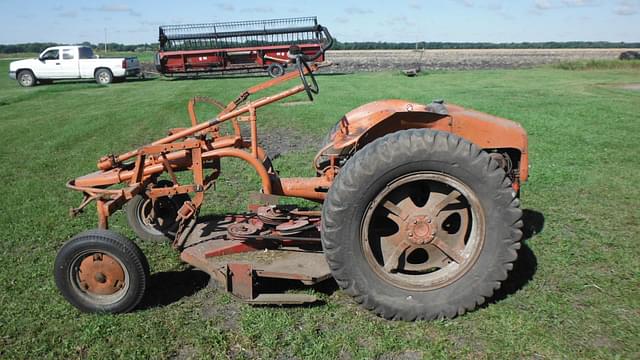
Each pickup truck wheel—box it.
[95,69,113,85]
[321,129,523,320]
[17,70,36,87]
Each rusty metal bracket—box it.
[227,263,255,300]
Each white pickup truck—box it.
[9,46,140,87]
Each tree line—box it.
[332,41,640,50]
[1,40,639,54]
[0,42,157,54]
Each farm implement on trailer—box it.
[156,17,328,77]
[55,26,530,320]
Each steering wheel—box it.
[295,56,319,101]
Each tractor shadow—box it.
[139,268,210,310]
[139,209,544,310]
[485,208,545,305]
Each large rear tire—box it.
[54,229,149,313]
[321,129,523,320]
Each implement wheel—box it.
[54,229,149,313]
[267,63,285,78]
[321,129,523,320]
[126,181,189,242]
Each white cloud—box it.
[561,0,597,6]
[452,0,474,7]
[241,6,273,12]
[409,1,422,10]
[59,10,78,18]
[85,4,142,17]
[534,0,600,10]
[535,0,554,10]
[99,4,131,12]
[345,7,373,15]
[614,0,639,15]
[216,3,234,11]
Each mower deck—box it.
[180,213,331,304]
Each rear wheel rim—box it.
[69,250,130,304]
[361,172,485,291]
[98,72,110,84]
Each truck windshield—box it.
[78,47,95,59]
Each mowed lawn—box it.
[0,60,638,359]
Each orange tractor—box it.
[54,28,529,320]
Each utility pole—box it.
[104,28,107,53]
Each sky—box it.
[0,0,638,44]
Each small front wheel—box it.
[54,229,149,313]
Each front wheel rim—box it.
[361,172,485,291]
[69,250,130,304]
[20,73,33,86]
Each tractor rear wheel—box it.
[126,181,189,242]
[54,229,149,313]
[321,129,523,320]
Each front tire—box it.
[95,68,113,85]
[321,129,523,320]
[17,70,36,87]
[54,229,150,313]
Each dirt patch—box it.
[227,344,257,359]
[324,48,640,72]
[142,48,640,76]
[201,295,242,331]
[258,127,321,158]
[619,83,640,91]
[170,345,197,360]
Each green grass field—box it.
[0,61,638,359]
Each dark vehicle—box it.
[155,17,330,77]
